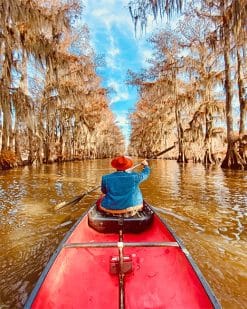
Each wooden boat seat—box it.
[88,202,154,233]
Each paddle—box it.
[55,143,177,211]
[54,185,101,211]
[127,143,177,172]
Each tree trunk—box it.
[237,48,247,136]
[176,108,187,163]
[36,136,43,165]
[27,127,34,164]
[1,47,12,151]
[14,50,29,164]
[237,48,247,163]
[173,70,187,163]
[1,99,11,151]
[14,130,23,164]
[236,47,247,168]
[221,14,244,169]
[203,84,214,165]
[204,88,214,165]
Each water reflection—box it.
[0,160,246,308]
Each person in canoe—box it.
[97,156,150,217]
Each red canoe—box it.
[25,202,220,309]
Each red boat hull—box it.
[25,205,219,308]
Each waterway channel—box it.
[0,159,246,308]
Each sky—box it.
[82,0,164,143]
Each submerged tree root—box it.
[221,142,247,170]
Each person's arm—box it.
[136,160,150,183]
[101,177,107,194]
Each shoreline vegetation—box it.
[0,1,246,170]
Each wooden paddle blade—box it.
[55,194,85,211]
[54,185,101,211]
[54,201,68,211]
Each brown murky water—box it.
[0,160,246,308]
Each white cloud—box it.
[107,80,129,105]
[106,56,117,70]
[115,114,129,126]
[107,79,119,90]
[84,0,135,38]
[90,8,109,18]
[108,46,120,57]
[110,93,129,105]
[105,35,121,69]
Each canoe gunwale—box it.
[149,205,222,309]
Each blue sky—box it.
[82,1,164,143]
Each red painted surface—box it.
[31,214,214,309]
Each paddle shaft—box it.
[128,143,176,171]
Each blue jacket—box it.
[101,166,150,210]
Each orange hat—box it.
[111,156,133,171]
